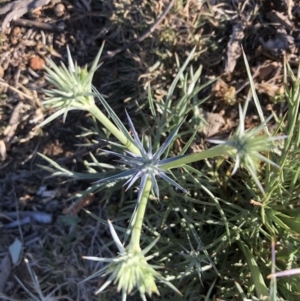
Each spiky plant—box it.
[38,45,289,300]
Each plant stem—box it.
[161,144,230,170]
[89,102,141,155]
[129,177,152,253]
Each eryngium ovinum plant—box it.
[38,44,287,301]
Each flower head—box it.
[96,112,187,204]
[40,44,104,126]
[82,221,181,301]
[208,104,287,194]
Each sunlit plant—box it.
[37,44,291,300]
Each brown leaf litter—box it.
[0,0,50,31]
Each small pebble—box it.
[10,37,18,45]
[54,3,65,17]
[12,27,21,36]
[29,56,45,71]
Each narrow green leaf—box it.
[238,241,269,298]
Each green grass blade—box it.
[238,240,269,298]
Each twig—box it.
[12,18,64,32]
[100,0,175,62]
[0,80,36,100]
[4,101,23,143]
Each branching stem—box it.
[161,145,230,170]
[129,177,152,253]
[89,102,141,155]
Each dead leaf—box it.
[256,62,281,82]
[224,22,245,74]
[9,238,23,265]
[198,108,225,137]
[255,81,283,98]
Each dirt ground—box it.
[0,0,300,300]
